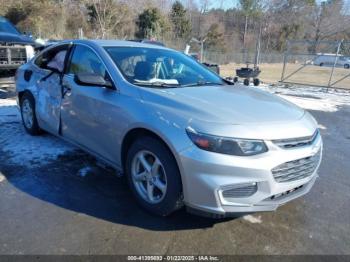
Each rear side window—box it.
[34,44,69,70]
[67,45,106,78]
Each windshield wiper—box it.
[133,81,181,88]
[182,81,224,87]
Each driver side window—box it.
[67,45,107,78]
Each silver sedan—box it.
[15,40,322,217]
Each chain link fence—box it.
[201,41,350,90]
[203,51,284,65]
[280,40,350,89]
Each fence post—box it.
[281,40,289,81]
[328,40,343,89]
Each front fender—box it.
[118,98,195,169]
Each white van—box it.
[313,53,350,69]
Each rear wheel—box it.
[20,92,42,136]
[243,78,250,86]
[320,62,324,66]
[253,78,260,86]
[125,136,183,216]
[344,64,350,69]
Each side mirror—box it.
[224,76,235,85]
[74,73,114,89]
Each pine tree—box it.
[170,1,191,39]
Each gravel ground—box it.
[0,85,349,255]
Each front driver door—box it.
[60,44,123,164]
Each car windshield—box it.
[0,18,20,35]
[104,46,225,88]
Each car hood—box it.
[0,32,35,45]
[143,84,305,125]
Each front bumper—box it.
[178,133,322,217]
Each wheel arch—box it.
[18,89,33,103]
[120,128,184,183]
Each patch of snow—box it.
[0,99,21,124]
[279,95,339,112]
[0,99,75,167]
[243,215,262,224]
[258,84,350,112]
[0,173,5,183]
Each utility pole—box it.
[190,37,207,63]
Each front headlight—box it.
[186,128,268,156]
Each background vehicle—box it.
[16,40,322,218]
[314,53,350,69]
[233,63,261,86]
[0,16,40,86]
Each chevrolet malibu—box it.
[15,40,323,217]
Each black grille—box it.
[10,48,27,64]
[0,48,8,64]
[0,46,27,65]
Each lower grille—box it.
[270,185,304,201]
[272,150,321,183]
[222,183,257,199]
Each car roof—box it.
[58,39,170,50]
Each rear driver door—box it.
[34,44,70,134]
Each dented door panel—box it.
[36,73,62,134]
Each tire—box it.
[320,63,324,67]
[125,136,183,216]
[233,77,238,83]
[243,78,249,86]
[344,64,350,69]
[20,92,42,136]
[253,78,260,86]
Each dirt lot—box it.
[220,63,350,89]
[0,86,350,255]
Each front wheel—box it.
[125,136,183,216]
[20,92,42,136]
[344,64,350,69]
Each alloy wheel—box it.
[21,99,34,129]
[131,150,167,204]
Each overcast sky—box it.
[209,0,350,9]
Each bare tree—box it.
[307,0,350,51]
[87,0,133,39]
